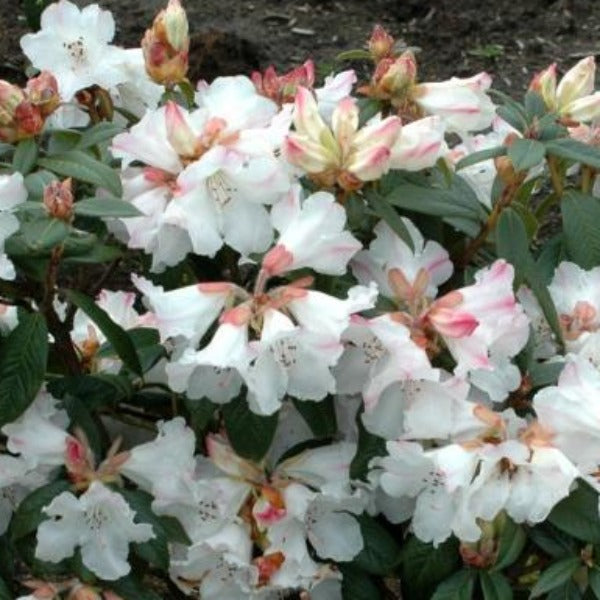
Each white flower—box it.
[20,0,131,100]
[0,172,27,280]
[35,481,154,580]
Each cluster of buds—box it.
[20,579,122,600]
[0,71,59,143]
[252,60,316,105]
[142,0,189,86]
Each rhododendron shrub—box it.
[3,2,600,599]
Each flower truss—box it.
[3,2,600,599]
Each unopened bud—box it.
[368,24,395,61]
[252,61,315,104]
[43,178,74,222]
[374,50,417,99]
[25,71,60,117]
[0,81,25,125]
[142,0,189,86]
[557,56,596,111]
[529,63,557,111]
[68,585,102,600]
[494,154,517,183]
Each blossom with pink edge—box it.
[264,186,362,277]
[413,72,496,133]
[283,87,401,190]
[390,115,448,171]
[531,56,600,122]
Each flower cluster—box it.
[2,1,600,598]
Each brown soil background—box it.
[2,0,600,96]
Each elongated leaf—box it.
[497,104,527,133]
[74,196,142,218]
[530,557,580,598]
[528,523,578,559]
[351,514,402,575]
[400,537,461,600]
[336,48,373,61]
[507,138,546,172]
[0,312,48,425]
[546,138,600,168]
[589,568,600,598]
[561,190,600,270]
[0,575,11,600]
[524,91,548,120]
[24,170,57,200]
[455,145,506,171]
[350,416,387,481]
[12,138,38,175]
[546,580,582,600]
[492,516,526,571]
[11,480,70,540]
[77,121,124,149]
[480,571,513,600]
[64,290,142,375]
[222,394,279,461]
[431,570,476,600]
[293,396,337,439]
[367,192,414,250]
[21,217,70,252]
[549,482,600,544]
[339,564,381,599]
[38,150,122,196]
[106,575,162,600]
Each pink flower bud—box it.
[25,71,60,117]
[252,60,315,105]
[529,63,557,110]
[368,24,395,61]
[142,0,189,86]
[374,51,417,98]
[43,178,74,222]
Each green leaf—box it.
[222,394,279,461]
[492,515,527,571]
[24,170,57,200]
[38,150,122,197]
[358,98,384,127]
[47,373,132,409]
[47,130,82,155]
[366,192,414,250]
[530,557,581,598]
[550,482,600,544]
[77,121,125,149]
[340,564,381,599]
[64,290,142,375]
[23,0,53,29]
[74,196,142,218]
[0,312,48,426]
[455,145,507,171]
[400,537,461,600]
[480,571,513,600]
[561,190,600,270]
[524,91,548,120]
[546,138,600,169]
[546,580,582,600]
[106,575,162,600]
[431,569,476,600]
[0,575,11,600]
[589,568,600,598]
[12,138,38,175]
[21,217,70,252]
[528,523,578,559]
[350,415,387,481]
[292,396,337,438]
[61,394,106,459]
[497,104,528,133]
[184,397,216,436]
[336,48,373,61]
[350,514,402,575]
[63,243,123,264]
[11,480,70,540]
[507,138,546,172]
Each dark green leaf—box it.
[546,138,600,169]
[11,480,70,541]
[47,130,82,155]
[340,564,381,599]
[64,290,142,375]
[507,139,546,172]
[524,91,548,120]
[24,170,57,200]
[106,574,162,600]
[431,569,476,600]
[12,138,38,175]
[492,516,527,571]
[0,575,11,600]
[222,394,279,461]
[455,145,507,171]
[350,415,387,481]
[184,397,216,436]
[400,537,461,600]
[589,568,600,598]
[480,571,513,600]
[496,208,531,287]
[0,312,48,425]
[38,150,122,197]
[562,191,600,270]
[21,217,70,251]
[529,361,564,388]
[47,373,132,408]
[529,523,578,559]
[367,192,414,250]
[293,396,337,438]
[550,482,600,544]
[350,514,402,575]
[530,558,581,598]
[77,122,125,149]
[336,48,373,61]
[497,104,528,133]
[23,0,53,29]
[61,394,106,459]
[546,580,582,600]
[74,196,142,218]
[63,243,123,264]
[358,98,384,127]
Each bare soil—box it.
[2,0,600,97]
